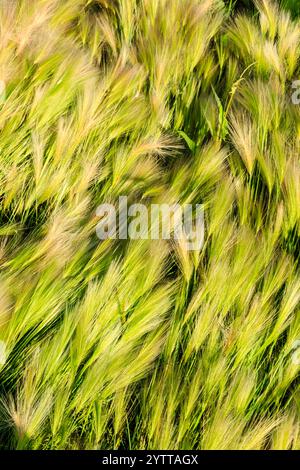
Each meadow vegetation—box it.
[0,0,299,449]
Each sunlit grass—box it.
[0,0,299,450]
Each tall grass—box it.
[0,0,299,450]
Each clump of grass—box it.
[0,0,299,450]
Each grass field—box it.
[0,0,299,450]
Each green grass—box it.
[0,0,299,450]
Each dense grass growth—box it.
[0,0,299,450]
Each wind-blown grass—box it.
[0,0,299,450]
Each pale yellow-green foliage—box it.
[0,0,299,450]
